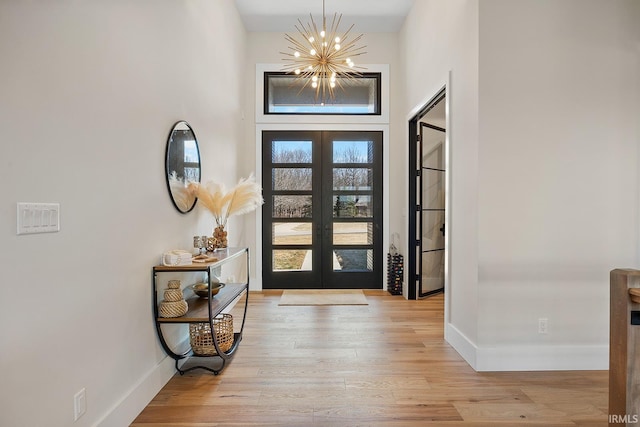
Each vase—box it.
[213,225,228,249]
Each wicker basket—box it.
[189,314,234,356]
[159,300,188,318]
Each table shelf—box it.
[152,247,249,375]
[157,283,247,323]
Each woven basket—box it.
[163,288,183,302]
[159,300,188,318]
[189,314,234,356]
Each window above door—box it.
[264,72,381,115]
[255,64,390,125]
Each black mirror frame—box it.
[165,120,201,214]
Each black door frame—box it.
[262,130,383,289]
[408,88,447,300]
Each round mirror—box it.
[165,121,201,213]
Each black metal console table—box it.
[152,247,249,375]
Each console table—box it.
[152,247,249,375]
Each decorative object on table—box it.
[188,174,264,250]
[191,282,226,299]
[162,249,192,266]
[206,236,217,252]
[189,314,234,356]
[192,254,218,264]
[213,225,228,249]
[159,280,188,318]
[280,0,366,102]
[193,236,206,254]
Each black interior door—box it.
[262,130,382,289]
[419,123,445,297]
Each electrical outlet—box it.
[538,318,548,334]
[74,388,86,421]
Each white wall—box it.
[400,0,481,360]
[476,0,640,370]
[242,32,402,290]
[0,1,246,426]
[401,0,640,371]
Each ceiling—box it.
[234,0,415,32]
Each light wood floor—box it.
[132,291,608,426]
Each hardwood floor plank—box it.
[520,384,608,408]
[454,402,606,424]
[311,403,462,423]
[132,291,608,426]
[344,376,431,390]
[392,386,534,405]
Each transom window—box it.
[264,72,381,115]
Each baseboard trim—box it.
[445,323,478,369]
[95,355,177,427]
[475,344,609,372]
[445,323,608,372]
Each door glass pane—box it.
[421,128,445,170]
[333,141,373,164]
[421,250,444,293]
[332,195,372,218]
[422,169,444,209]
[273,196,312,218]
[333,222,372,245]
[273,222,312,245]
[422,211,444,251]
[273,168,312,190]
[273,250,311,271]
[333,168,372,190]
[272,141,312,163]
[333,249,373,271]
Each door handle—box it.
[440,224,445,236]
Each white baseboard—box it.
[445,323,608,372]
[445,323,478,369]
[475,344,609,371]
[94,355,177,427]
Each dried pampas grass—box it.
[190,174,264,227]
[168,172,195,212]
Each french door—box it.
[262,130,383,289]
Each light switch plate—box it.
[17,202,60,235]
[73,388,86,421]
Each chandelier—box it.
[281,0,366,102]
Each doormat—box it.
[278,290,368,306]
